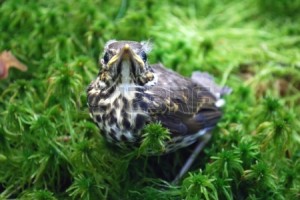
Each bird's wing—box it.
[146,64,223,137]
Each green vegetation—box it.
[1,0,300,199]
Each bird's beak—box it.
[107,44,145,68]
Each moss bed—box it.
[1,0,300,199]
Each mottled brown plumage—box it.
[87,40,229,153]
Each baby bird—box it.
[87,40,230,181]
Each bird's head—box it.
[98,40,156,86]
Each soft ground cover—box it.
[1,0,300,199]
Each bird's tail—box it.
[191,71,231,98]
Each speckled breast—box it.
[87,83,150,146]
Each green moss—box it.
[182,170,218,200]
[139,123,171,155]
[1,0,300,199]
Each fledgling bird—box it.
[0,51,27,80]
[87,40,230,181]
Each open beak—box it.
[107,44,145,68]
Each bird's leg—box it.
[172,133,212,184]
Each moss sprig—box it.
[139,123,171,155]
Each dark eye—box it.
[103,52,109,64]
[140,51,147,62]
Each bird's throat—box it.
[120,60,133,84]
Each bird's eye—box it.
[103,52,109,64]
[140,51,147,62]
